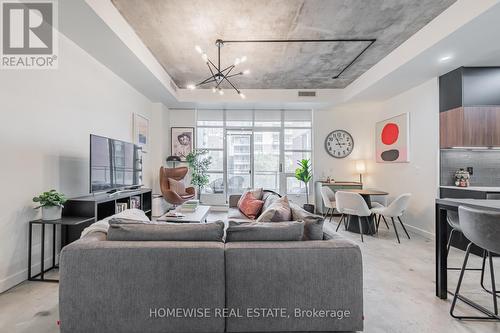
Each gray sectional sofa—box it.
[59,195,363,333]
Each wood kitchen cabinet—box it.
[440,107,463,148]
[440,106,500,148]
[439,67,500,148]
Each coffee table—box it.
[158,205,211,223]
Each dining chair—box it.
[367,189,390,230]
[370,193,411,243]
[367,189,388,208]
[450,206,500,320]
[334,191,348,232]
[336,191,373,242]
[320,186,336,223]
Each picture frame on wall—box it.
[171,127,194,161]
[133,113,150,153]
[375,112,410,163]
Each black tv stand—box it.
[62,188,152,246]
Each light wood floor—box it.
[1,214,499,333]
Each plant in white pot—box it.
[33,190,67,221]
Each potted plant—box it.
[186,149,212,201]
[295,159,314,213]
[33,190,67,220]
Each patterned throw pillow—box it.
[168,178,187,195]
[238,191,265,219]
[257,196,292,222]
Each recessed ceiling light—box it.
[439,55,453,63]
[186,84,196,90]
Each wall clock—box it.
[325,130,354,158]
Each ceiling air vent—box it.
[298,91,316,97]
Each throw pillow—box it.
[237,187,264,208]
[289,202,325,240]
[107,219,225,242]
[168,178,187,195]
[256,196,292,222]
[238,191,264,219]
[226,220,304,242]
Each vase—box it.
[42,206,62,221]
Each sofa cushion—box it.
[237,191,264,219]
[257,196,292,222]
[290,202,325,240]
[168,177,187,195]
[227,207,252,223]
[224,240,363,332]
[226,221,304,242]
[107,218,224,242]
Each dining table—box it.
[435,198,500,300]
[340,189,389,235]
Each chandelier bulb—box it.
[240,56,247,63]
[201,53,208,62]
[212,87,217,93]
[243,69,250,75]
[239,92,246,99]
[187,84,196,90]
[218,88,224,96]
[195,45,202,54]
[234,58,240,66]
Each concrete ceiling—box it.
[111,0,456,90]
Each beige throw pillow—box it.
[257,196,292,222]
[168,178,187,195]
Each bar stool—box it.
[446,211,492,292]
[450,206,500,320]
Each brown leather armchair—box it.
[159,166,196,205]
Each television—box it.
[90,134,142,193]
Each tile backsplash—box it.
[440,150,500,186]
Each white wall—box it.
[313,78,439,237]
[150,104,170,194]
[0,33,167,292]
[369,78,440,237]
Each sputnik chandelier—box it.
[186,38,378,97]
[187,39,249,98]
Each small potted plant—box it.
[33,190,67,220]
[295,159,314,213]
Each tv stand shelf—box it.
[62,188,152,246]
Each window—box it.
[196,109,312,201]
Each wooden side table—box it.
[28,216,95,282]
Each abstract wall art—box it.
[375,113,410,163]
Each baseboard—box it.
[404,223,434,240]
[0,256,56,293]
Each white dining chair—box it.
[367,189,389,230]
[334,191,348,232]
[336,191,373,242]
[370,193,411,243]
[320,186,336,223]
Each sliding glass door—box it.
[196,109,312,205]
[226,130,252,195]
[253,130,281,193]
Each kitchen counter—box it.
[440,186,500,192]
